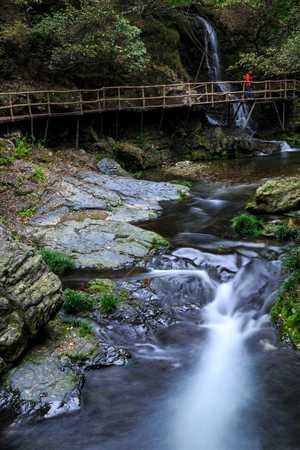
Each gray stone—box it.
[22,219,163,270]
[97,158,129,177]
[0,226,62,371]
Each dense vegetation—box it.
[272,247,300,348]
[0,0,299,89]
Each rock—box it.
[29,170,187,225]
[0,225,62,372]
[97,158,129,177]
[248,177,300,213]
[22,219,166,270]
[16,168,187,270]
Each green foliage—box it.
[100,292,119,314]
[18,207,36,218]
[264,223,298,242]
[71,320,94,337]
[32,165,47,183]
[63,289,95,313]
[41,249,75,274]
[88,278,114,296]
[151,235,170,249]
[15,137,32,158]
[272,255,300,348]
[231,214,263,237]
[283,247,300,273]
[32,1,148,83]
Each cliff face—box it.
[0,225,62,374]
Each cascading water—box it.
[197,16,250,129]
[168,250,280,450]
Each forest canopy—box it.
[0,0,299,88]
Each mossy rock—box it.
[248,177,300,213]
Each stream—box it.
[1,151,300,450]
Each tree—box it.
[32,0,149,84]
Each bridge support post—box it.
[272,101,286,130]
[44,118,49,143]
[30,117,34,142]
[140,111,144,139]
[75,118,80,150]
[243,101,257,130]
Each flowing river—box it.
[1,151,300,450]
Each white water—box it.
[167,256,279,450]
[197,16,250,129]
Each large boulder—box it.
[248,177,300,213]
[0,226,62,373]
[22,219,167,270]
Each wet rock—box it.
[97,158,129,177]
[0,318,99,419]
[0,225,62,372]
[18,169,187,270]
[22,219,163,270]
[248,177,300,213]
[29,170,187,225]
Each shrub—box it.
[231,214,263,237]
[15,137,32,158]
[100,293,119,314]
[265,223,298,241]
[283,247,300,273]
[63,289,95,313]
[41,249,75,274]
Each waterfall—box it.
[169,256,279,450]
[197,16,250,129]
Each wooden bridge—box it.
[0,79,299,139]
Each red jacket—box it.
[243,73,253,88]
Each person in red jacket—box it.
[243,71,253,97]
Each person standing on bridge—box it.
[243,71,253,98]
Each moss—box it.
[151,235,170,250]
[272,271,300,348]
[88,278,114,295]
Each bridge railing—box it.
[0,79,297,123]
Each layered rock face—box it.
[248,177,300,213]
[19,169,186,270]
[0,226,62,373]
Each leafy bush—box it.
[63,289,95,313]
[41,249,75,274]
[231,214,263,237]
[32,2,148,83]
[283,247,300,273]
[15,137,32,158]
[100,293,119,314]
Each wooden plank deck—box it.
[0,79,298,124]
